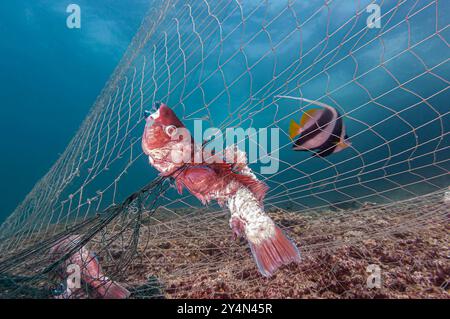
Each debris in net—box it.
[0,274,53,299]
[129,275,165,299]
[142,103,301,277]
[50,235,130,299]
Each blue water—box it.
[0,1,148,223]
[121,0,449,212]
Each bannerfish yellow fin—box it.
[299,109,319,127]
[336,139,351,148]
[289,119,301,139]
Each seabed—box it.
[2,190,447,299]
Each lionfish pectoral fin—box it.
[232,173,268,202]
[248,226,301,277]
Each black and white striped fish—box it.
[288,98,351,157]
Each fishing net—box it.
[0,0,448,298]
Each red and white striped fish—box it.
[142,103,301,277]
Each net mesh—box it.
[0,0,449,298]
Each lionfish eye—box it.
[144,110,151,119]
[165,125,177,137]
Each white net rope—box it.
[0,0,448,298]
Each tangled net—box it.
[0,0,448,298]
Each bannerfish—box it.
[289,97,351,157]
[142,103,301,277]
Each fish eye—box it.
[165,125,177,137]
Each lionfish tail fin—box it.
[248,225,301,277]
